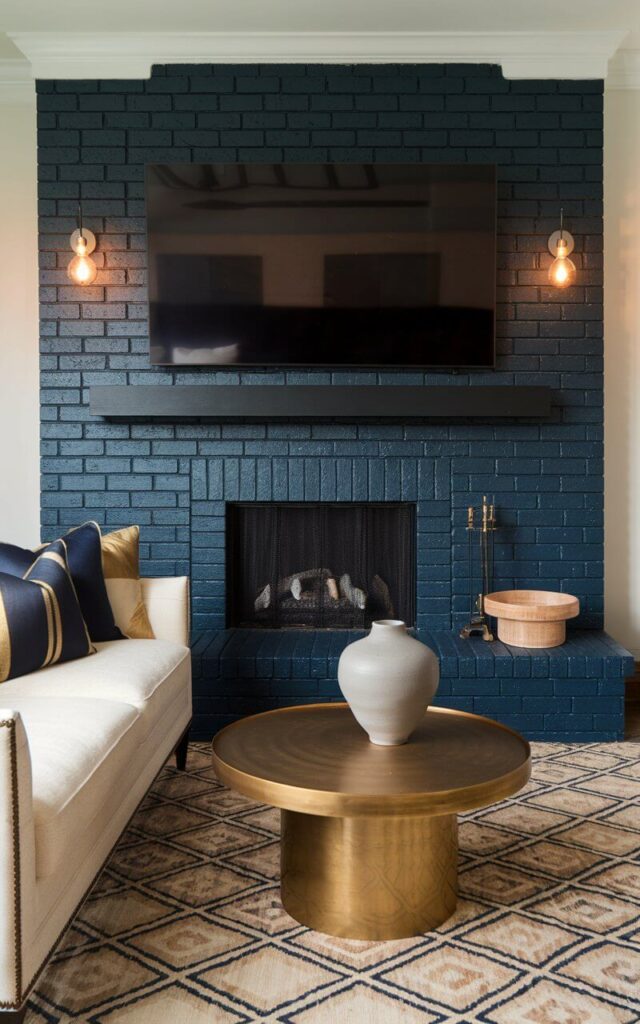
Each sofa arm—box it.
[0,711,36,1010]
[140,577,190,647]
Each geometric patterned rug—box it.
[25,740,640,1023]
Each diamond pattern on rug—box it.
[35,947,163,1017]
[554,750,626,770]
[527,888,640,933]
[602,804,640,829]
[553,820,640,855]
[214,885,300,936]
[526,786,618,814]
[172,820,267,857]
[482,977,637,1023]
[286,930,428,972]
[92,982,247,1023]
[147,862,259,907]
[224,839,281,879]
[150,774,214,800]
[505,838,603,878]
[282,980,440,1022]
[237,806,281,834]
[24,740,640,1023]
[190,788,259,816]
[461,911,581,966]
[125,913,256,969]
[129,803,214,837]
[193,945,344,1014]
[478,803,571,834]
[76,890,176,937]
[459,821,519,856]
[576,774,640,799]
[107,840,202,881]
[555,941,640,1005]
[377,943,522,1012]
[460,862,550,904]
[586,863,640,899]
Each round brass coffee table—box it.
[212,703,530,940]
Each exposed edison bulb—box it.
[548,239,576,289]
[67,248,98,285]
[547,215,576,289]
[67,218,97,286]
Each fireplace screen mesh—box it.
[226,502,416,629]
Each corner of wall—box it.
[0,97,40,546]
[604,87,640,657]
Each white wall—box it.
[604,87,640,658]
[0,96,39,546]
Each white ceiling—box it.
[0,0,638,40]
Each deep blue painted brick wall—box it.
[36,63,609,735]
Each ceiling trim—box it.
[8,30,626,80]
[0,59,35,103]
[607,49,640,90]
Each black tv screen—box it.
[145,163,496,368]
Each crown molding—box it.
[607,49,640,90]
[8,30,625,80]
[0,59,35,104]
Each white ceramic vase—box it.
[338,620,439,745]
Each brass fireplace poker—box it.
[460,495,496,642]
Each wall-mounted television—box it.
[145,163,496,368]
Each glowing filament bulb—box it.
[67,225,98,286]
[68,254,98,286]
[548,216,576,289]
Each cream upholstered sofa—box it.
[0,576,191,1021]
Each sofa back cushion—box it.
[0,540,94,682]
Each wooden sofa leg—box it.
[0,1006,27,1022]
[175,724,191,771]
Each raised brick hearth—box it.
[192,629,633,741]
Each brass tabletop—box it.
[212,703,531,818]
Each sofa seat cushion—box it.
[0,639,190,737]
[8,696,143,878]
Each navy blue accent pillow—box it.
[0,522,124,642]
[0,540,94,682]
[0,543,33,576]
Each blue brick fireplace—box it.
[36,62,633,741]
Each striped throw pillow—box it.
[0,540,94,682]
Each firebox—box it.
[226,502,416,629]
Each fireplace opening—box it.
[226,502,416,629]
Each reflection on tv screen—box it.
[145,162,496,368]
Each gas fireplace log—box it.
[326,577,339,601]
[277,568,334,602]
[339,573,366,610]
[254,583,271,612]
[371,574,395,619]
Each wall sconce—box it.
[547,209,576,289]
[67,204,97,286]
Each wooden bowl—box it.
[484,590,580,648]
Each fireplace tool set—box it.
[460,496,497,642]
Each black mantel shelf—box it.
[90,385,551,421]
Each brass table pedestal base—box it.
[281,809,458,940]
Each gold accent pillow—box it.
[102,526,155,640]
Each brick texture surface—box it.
[37,63,617,739]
